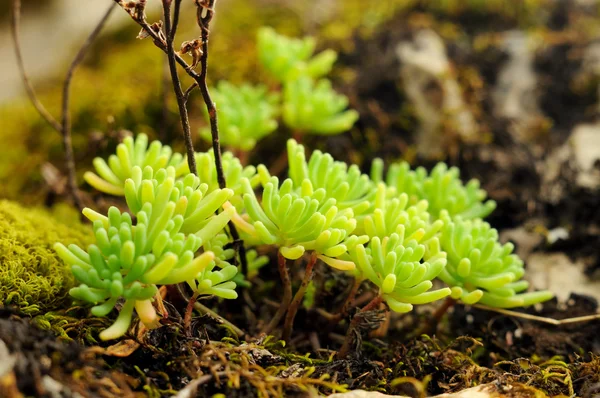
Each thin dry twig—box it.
[11,0,61,132]
[192,0,249,276]
[472,304,600,326]
[12,0,114,210]
[62,3,117,211]
[162,0,198,175]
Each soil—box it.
[2,2,600,397]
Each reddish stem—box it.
[262,252,292,334]
[282,252,317,341]
[338,295,384,358]
[184,291,200,335]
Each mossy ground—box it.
[0,200,92,315]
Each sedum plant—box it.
[226,175,361,267]
[56,164,238,340]
[84,133,187,196]
[349,234,450,313]
[371,160,496,220]
[438,213,553,308]
[257,27,337,83]
[347,186,449,312]
[194,150,259,210]
[200,81,279,151]
[54,207,217,340]
[287,139,374,215]
[282,77,359,135]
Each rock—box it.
[329,383,496,398]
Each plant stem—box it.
[338,295,383,358]
[329,277,362,326]
[263,252,293,335]
[193,301,244,337]
[183,291,200,335]
[419,296,456,336]
[162,0,197,176]
[193,0,248,276]
[12,0,115,211]
[282,252,317,341]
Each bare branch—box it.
[12,0,115,210]
[11,0,61,132]
[163,0,198,175]
[61,3,116,211]
[193,0,249,276]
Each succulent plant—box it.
[257,27,337,83]
[371,160,496,220]
[194,150,259,211]
[286,139,375,215]
[200,81,279,151]
[438,214,553,308]
[84,133,187,196]
[54,207,216,340]
[55,166,239,340]
[282,77,359,135]
[349,234,450,313]
[225,176,363,268]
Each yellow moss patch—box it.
[0,200,92,315]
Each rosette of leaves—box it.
[282,77,359,135]
[199,81,279,151]
[257,27,337,83]
[225,176,361,269]
[54,207,216,340]
[55,167,239,340]
[438,214,553,308]
[349,234,450,313]
[371,160,496,220]
[84,134,187,196]
[356,183,444,242]
[286,139,375,215]
[195,150,259,210]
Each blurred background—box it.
[1,0,599,300]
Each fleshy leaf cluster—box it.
[372,160,496,220]
[84,133,187,196]
[227,175,364,268]
[439,213,553,308]
[283,77,359,135]
[257,27,337,83]
[200,82,279,151]
[287,139,374,214]
[55,164,239,340]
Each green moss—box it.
[0,200,92,315]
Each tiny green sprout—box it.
[257,27,337,82]
[371,160,496,220]
[282,77,359,135]
[225,176,361,269]
[54,206,214,340]
[286,139,375,215]
[438,213,553,308]
[200,81,279,151]
[84,133,187,196]
[194,150,259,211]
[349,234,450,313]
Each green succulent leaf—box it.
[374,160,496,220]
[84,134,187,196]
[438,214,553,308]
[282,77,359,135]
[257,27,337,82]
[200,81,279,151]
